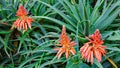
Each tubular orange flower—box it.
[13,4,33,31]
[80,29,106,64]
[55,25,76,59]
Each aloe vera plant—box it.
[0,0,120,68]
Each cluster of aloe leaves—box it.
[0,0,120,68]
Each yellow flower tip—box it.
[61,25,66,35]
[10,25,15,30]
[23,30,27,33]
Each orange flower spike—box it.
[80,29,107,64]
[16,4,28,16]
[13,4,33,31]
[60,25,70,45]
[55,25,76,59]
[90,29,104,45]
